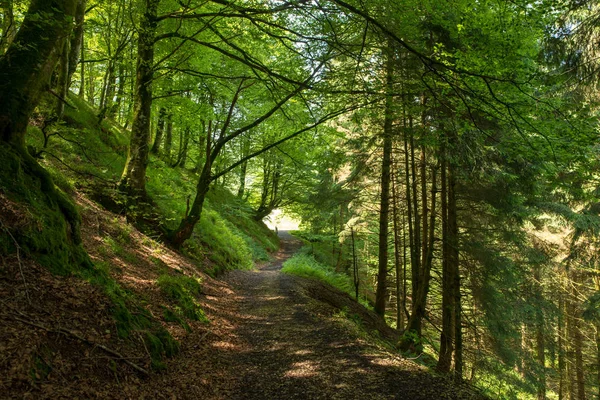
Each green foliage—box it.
[583,291,600,321]
[282,251,356,299]
[157,273,208,323]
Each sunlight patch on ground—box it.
[264,209,300,231]
[284,360,320,378]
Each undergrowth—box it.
[282,250,364,306]
[157,273,209,323]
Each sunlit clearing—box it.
[264,209,300,231]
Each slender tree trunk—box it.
[535,265,546,400]
[178,127,190,168]
[574,310,586,400]
[403,117,415,317]
[237,138,250,198]
[78,35,85,97]
[67,0,85,88]
[118,0,159,196]
[151,107,166,154]
[374,42,394,317]
[113,62,126,123]
[559,287,566,400]
[352,227,359,301]
[164,113,173,162]
[194,120,209,173]
[437,144,454,373]
[448,150,462,380]
[55,38,71,120]
[391,167,404,330]
[410,122,421,309]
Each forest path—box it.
[215,232,481,400]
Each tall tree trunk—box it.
[194,120,209,173]
[374,42,394,317]
[574,309,586,400]
[403,117,416,318]
[559,286,566,400]
[535,265,546,400]
[410,121,421,310]
[0,0,86,253]
[78,34,85,97]
[113,62,126,123]
[67,0,85,88]
[177,127,190,168]
[118,0,159,196]
[448,149,462,380]
[237,138,250,198]
[437,144,454,373]
[391,167,404,331]
[151,107,166,154]
[164,113,173,162]
[55,38,71,120]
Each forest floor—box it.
[1,209,485,399]
[191,232,485,400]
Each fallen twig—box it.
[0,220,31,304]
[12,315,149,376]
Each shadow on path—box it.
[215,231,483,400]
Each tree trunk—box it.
[113,62,126,123]
[410,121,421,310]
[0,0,17,53]
[67,0,85,88]
[118,0,159,196]
[535,265,546,400]
[164,113,173,162]
[151,107,166,154]
[559,287,566,400]
[448,150,462,380]
[55,38,71,120]
[437,145,454,373]
[177,127,190,168]
[237,138,250,198]
[78,33,85,97]
[0,0,88,263]
[374,41,394,318]
[391,167,404,331]
[169,163,211,248]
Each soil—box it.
[201,232,486,400]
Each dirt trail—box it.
[216,232,483,400]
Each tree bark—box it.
[437,143,454,373]
[118,0,160,196]
[0,0,17,53]
[55,38,71,120]
[67,0,85,88]
[151,107,166,154]
[391,166,404,331]
[374,41,394,318]
[448,147,462,380]
[0,0,87,257]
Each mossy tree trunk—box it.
[0,0,17,53]
[0,0,90,269]
[119,0,160,197]
[67,0,85,89]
